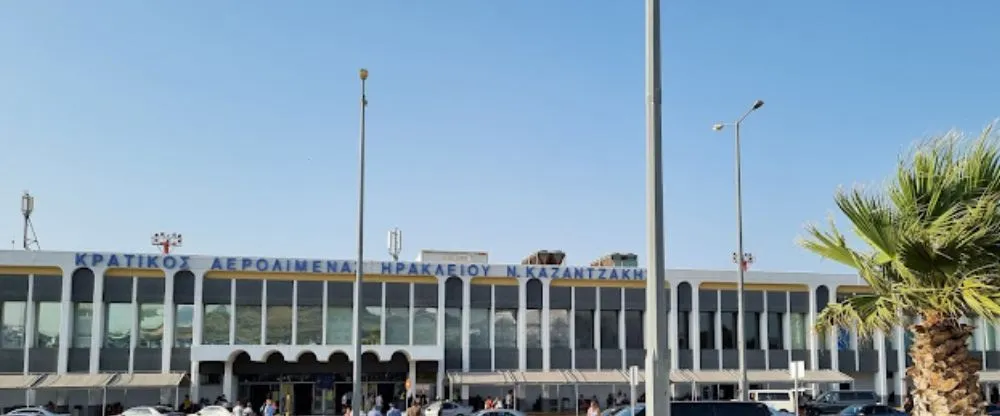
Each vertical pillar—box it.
[129,276,139,373]
[569,287,576,369]
[163,270,176,372]
[190,361,201,401]
[89,268,106,373]
[24,274,35,374]
[223,359,235,400]
[57,269,73,375]
[436,278,446,400]
[668,282,679,398]
[874,330,887,403]
[540,281,551,407]
[261,281,268,345]
[193,271,204,347]
[594,288,602,369]
[321,281,329,344]
[461,279,471,400]
[291,281,299,345]
[517,280,527,370]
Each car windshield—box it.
[838,405,862,416]
[613,404,644,416]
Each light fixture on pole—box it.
[713,99,764,401]
[388,228,402,262]
[644,0,669,413]
[351,67,369,413]
[151,232,183,254]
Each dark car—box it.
[838,404,905,416]
[986,404,1000,415]
[618,402,771,416]
[801,391,879,415]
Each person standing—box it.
[587,401,600,416]
[232,401,244,416]
[385,403,401,416]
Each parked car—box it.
[3,407,71,416]
[801,391,879,415]
[116,406,186,416]
[188,406,231,416]
[767,405,795,416]
[471,410,526,416]
[987,404,1000,416]
[617,402,772,416]
[837,404,905,416]
[423,401,474,416]
[601,406,626,416]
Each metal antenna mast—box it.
[21,191,40,250]
[388,228,402,261]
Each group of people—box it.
[339,401,422,416]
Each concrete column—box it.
[57,269,72,375]
[162,270,176,371]
[129,276,139,373]
[874,330,887,403]
[193,271,204,346]
[436,278,446,399]
[89,268,106,373]
[291,281,299,345]
[223,359,235,400]
[24,274,34,374]
[517,280,527,370]
[461,279,470,400]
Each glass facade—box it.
[138,304,164,348]
[550,309,570,348]
[104,303,132,348]
[677,311,690,349]
[265,306,292,345]
[296,306,322,345]
[600,310,619,349]
[203,304,231,345]
[624,310,643,349]
[1,301,26,349]
[767,312,783,349]
[444,308,461,348]
[494,309,517,348]
[790,312,807,349]
[700,312,715,349]
[385,307,409,345]
[469,309,490,348]
[413,307,437,345]
[175,304,194,347]
[35,302,60,347]
[235,305,262,345]
[745,312,761,349]
[73,303,93,348]
[326,307,352,344]
[574,310,594,349]
[525,309,541,348]
[721,312,737,349]
[360,306,381,345]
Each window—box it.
[575,310,594,349]
[73,303,93,348]
[494,309,517,348]
[104,303,132,348]
[677,311,690,349]
[444,308,461,348]
[789,312,807,349]
[35,302,60,347]
[721,312,738,349]
[413,307,437,345]
[699,312,714,349]
[385,307,409,345]
[469,309,490,348]
[296,306,322,345]
[265,306,292,345]
[174,304,194,347]
[525,310,541,348]
[550,309,570,348]
[600,310,619,349]
[326,307,352,344]
[986,325,998,352]
[360,306,381,345]
[138,304,164,348]
[836,327,852,350]
[767,312,783,350]
[235,305,262,344]
[744,312,760,349]
[203,304,231,345]
[1,301,26,348]
[625,310,643,349]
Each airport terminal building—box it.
[2,248,1000,412]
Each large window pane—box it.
[73,303,93,348]
[138,304,164,348]
[385,307,409,345]
[789,313,807,349]
[1,301,26,349]
[677,311,690,349]
[721,312,737,349]
[837,327,852,351]
[413,307,437,345]
[444,308,461,348]
[526,310,541,348]
[494,309,517,348]
[625,310,643,349]
[265,306,292,345]
[35,302,60,347]
[550,309,570,348]
[235,305,262,344]
[326,307,353,344]
[174,304,194,347]
[699,312,715,349]
[600,310,619,349]
[104,303,132,348]
[987,325,998,352]
[203,304,231,345]
[575,310,594,349]
[296,306,322,345]
[745,312,760,349]
[361,306,381,345]
[469,309,490,348]
[767,312,783,350]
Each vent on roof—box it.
[521,250,566,265]
[590,252,638,267]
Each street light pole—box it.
[352,68,369,413]
[713,99,763,401]
[644,0,670,414]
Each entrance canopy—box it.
[447,369,853,385]
[34,373,115,389]
[0,374,43,390]
[107,372,190,389]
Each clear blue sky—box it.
[1,1,998,273]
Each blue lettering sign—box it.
[73,253,190,270]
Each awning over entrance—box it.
[108,372,190,389]
[0,374,43,390]
[979,371,1000,383]
[33,373,115,389]
[447,369,853,385]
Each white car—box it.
[118,407,184,416]
[472,410,526,416]
[423,401,474,416]
[188,406,231,416]
[4,408,71,416]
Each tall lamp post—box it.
[352,68,369,413]
[644,0,670,414]
[712,99,764,401]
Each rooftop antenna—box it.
[387,227,402,261]
[151,232,183,254]
[21,191,40,250]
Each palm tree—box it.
[799,125,1000,416]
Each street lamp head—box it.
[712,123,725,131]
[359,68,369,81]
[751,100,764,110]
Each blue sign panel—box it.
[75,253,191,270]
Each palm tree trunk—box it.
[906,319,984,415]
